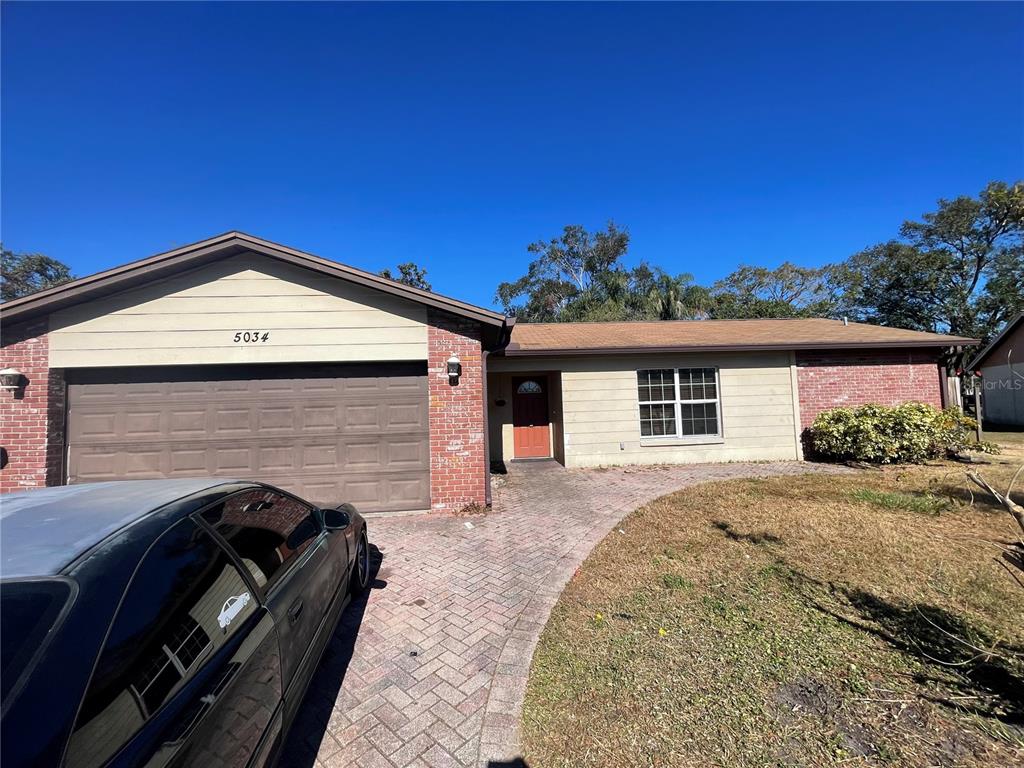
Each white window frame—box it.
[637,367,723,443]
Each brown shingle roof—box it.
[505,318,978,356]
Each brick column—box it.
[0,319,66,493]
[427,310,487,512]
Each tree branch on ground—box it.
[966,465,1024,583]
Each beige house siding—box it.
[49,252,427,367]
[488,352,800,467]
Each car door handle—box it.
[287,599,303,624]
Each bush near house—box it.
[809,403,995,464]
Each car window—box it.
[0,579,72,703]
[201,489,320,593]
[66,519,257,768]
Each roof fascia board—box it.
[967,313,1023,370]
[237,238,505,325]
[0,239,242,323]
[503,339,978,357]
[0,232,507,328]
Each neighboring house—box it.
[0,233,977,511]
[968,312,1024,426]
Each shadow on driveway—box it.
[277,543,385,768]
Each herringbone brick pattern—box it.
[281,460,847,768]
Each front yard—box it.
[522,446,1024,767]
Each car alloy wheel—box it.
[356,534,369,589]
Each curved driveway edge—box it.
[283,461,847,768]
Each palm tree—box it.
[647,271,712,320]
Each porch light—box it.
[447,355,461,384]
[0,367,25,393]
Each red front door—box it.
[512,377,551,458]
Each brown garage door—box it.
[66,363,430,512]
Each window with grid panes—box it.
[637,368,720,438]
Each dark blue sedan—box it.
[1,479,370,768]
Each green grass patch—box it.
[850,487,950,515]
[660,572,693,590]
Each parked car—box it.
[0,478,371,768]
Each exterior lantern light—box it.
[446,355,461,385]
[0,367,25,393]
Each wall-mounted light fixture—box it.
[447,355,461,385]
[0,367,25,394]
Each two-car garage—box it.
[65,364,431,513]
[0,232,505,512]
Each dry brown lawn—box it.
[522,442,1024,768]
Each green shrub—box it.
[972,440,1003,455]
[809,403,992,464]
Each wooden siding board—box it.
[49,252,428,367]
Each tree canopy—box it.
[710,262,849,319]
[493,182,1023,348]
[843,181,1023,341]
[495,223,710,322]
[1,246,74,301]
[379,262,431,291]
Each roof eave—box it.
[0,231,508,329]
[967,313,1023,370]
[503,338,979,357]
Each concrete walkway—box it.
[282,460,845,768]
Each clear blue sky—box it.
[2,1,1022,310]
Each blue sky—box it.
[2,1,1022,310]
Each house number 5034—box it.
[233,331,270,343]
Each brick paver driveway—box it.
[282,460,845,768]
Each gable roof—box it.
[967,312,1023,370]
[505,317,978,356]
[0,231,508,330]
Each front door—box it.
[512,377,550,459]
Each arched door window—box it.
[516,380,543,395]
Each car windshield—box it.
[1,579,72,702]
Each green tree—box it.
[843,181,1023,342]
[379,262,431,291]
[495,222,632,321]
[643,269,714,320]
[1,246,74,301]
[710,262,849,319]
[975,248,1024,336]
[495,223,712,322]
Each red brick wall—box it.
[0,320,66,493]
[427,310,487,512]
[795,349,944,431]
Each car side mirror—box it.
[323,505,353,530]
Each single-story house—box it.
[0,232,978,512]
[969,312,1023,426]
